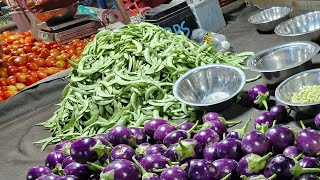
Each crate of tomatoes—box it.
[0,30,94,101]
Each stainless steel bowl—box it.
[275,11,320,42]
[247,41,319,86]
[248,6,292,32]
[275,68,320,115]
[173,64,246,112]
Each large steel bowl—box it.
[246,41,319,86]
[173,64,246,112]
[275,68,320,116]
[248,6,292,32]
[275,11,320,42]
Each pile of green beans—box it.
[291,85,320,104]
[37,22,253,148]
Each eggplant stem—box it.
[219,117,242,126]
[132,155,148,174]
[258,152,273,163]
[268,174,277,180]
[240,175,249,180]
[187,120,199,137]
[300,120,306,129]
[221,173,231,180]
[300,168,320,175]
[86,162,104,171]
[294,153,303,161]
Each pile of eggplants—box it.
[26,108,320,180]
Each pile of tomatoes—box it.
[0,30,94,101]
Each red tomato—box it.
[56,54,68,61]
[23,46,32,53]
[32,46,40,54]
[0,91,3,98]
[6,35,18,44]
[1,61,14,68]
[36,70,48,79]
[2,90,17,99]
[0,96,3,102]
[26,62,39,71]
[70,55,78,62]
[0,67,8,78]
[14,56,27,66]
[50,49,60,57]
[45,67,60,75]
[56,60,67,68]
[45,57,57,67]
[25,36,35,43]
[26,75,39,86]
[27,54,39,62]
[0,78,7,87]
[7,66,18,75]
[39,48,50,59]
[15,83,26,91]
[3,48,11,55]
[6,76,16,85]
[17,66,28,73]
[16,72,27,83]
[34,58,45,67]
[7,85,17,91]
[2,31,13,39]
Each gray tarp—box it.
[0,6,319,179]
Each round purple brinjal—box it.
[154,124,176,144]
[193,128,220,147]
[108,125,136,146]
[177,122,194,131]
[26,166,52,180]
[212,159,238,179]
[188,159,217,180]
[62,156,74,169]
[70,137,101,163]
[254,111,274,133]
[45,151,68,169]
[110,144,136,161]
[315,113,320,130]
[160,166,188,180]
[129,127,147,144]
[268,154,320,179]
[201,120,227,138]
[269,105,288,123]
[64,162,91,180]
[265,125,295,153]
[145,144,167,156]
[248,84,269,110]
[163,143,178,162]
[139,154,169,173]
[202,112,241,125]
[144,119,168,138]
[241,130,270,156]
[37,174,60,180]
[175,139,203,163]
[296,129,320,157]
[203,142,219,162]
[101,159,141,180]
[184,159,201,174]
[283,146,300,159]
[299,157,320,168]
[132,156,160,180]
[136,143,151,155]
[59,175,78,180]
[163,130,188,147]
[298,174,319,180]
[226,118,252,140]
[55,140,72,153]
[238,152,272,177]
[97,134,109,146]
[217,138,242,160]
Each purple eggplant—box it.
[37,174,60,180]
[296,129,320,156]
[108,125,136,146]
[88,174,100,180]
[283,146,300,159]
[201,120,227,138]
[55,140,72,153]
[265,125,295,153]
[299,157,320,168]
[64,162,91,180]
[110,144,136,161]
[226,118,252,140]
[203,112,241,125]
[268,154,320,179]
[26,166,52,180]
[160,166,188,180]
[248,84,269,110]
[254,111,274,133]
[132,156,160,180]
[175,139,203,163]
[298,174,319,180]
[145,144,167,156]
[101,159,141,180]
[177,122,194,131]
[269,105,288,122]
[163,130,188,147]
[136,143,151,155]
[193,128,220,147]
[97,134,109,146]
[70,137,100,163]
[241,130,271,156]
[212,159,238,179]
[59,175,78,180]
[184,159,201,174]
[129,127,147,144]
[62,156,74,169]
[139,154,169,173]
[45,151,68,169]
[315,113,320,129]
[144,119,168,137]
[188,159,218,180]
[217,138,242,160]
[238,152,272,177]
[203,142,219,162]
[154,124,176,144]
[163,143,178,162]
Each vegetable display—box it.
[291,85,320,104]
[38,22,253,146]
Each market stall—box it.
[0,0,320,180]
